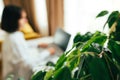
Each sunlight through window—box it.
[64,0,120,35]
[34,0,48,36]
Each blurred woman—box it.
[1,5,55,80]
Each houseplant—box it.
[31,11,120,80]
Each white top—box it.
[2,31,50,78]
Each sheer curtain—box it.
[34,0,64,36]
[34,0,48,36]
[64,0,120,35]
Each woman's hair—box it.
[1,5,23,33]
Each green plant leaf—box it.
[81,31,107,52]
[76,55,85,79]
[108,40,120,64]
[110,18,120,41]
[53,66,72,80]
[31,71,46,80]
[107,11,119,28]
[55,53,67,70]
[96,10,109,18]
[103,53,120,80]
[74,62,90,79]
[85,53,111,80]
[87,43,103,54]
[73,32,82,43]
[81,32,93,42]
[66,49,81,70]
[73,32,93,48]
[44,70,54,80]
[46,61,55,67]
[73,33,83,48]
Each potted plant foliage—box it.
[31,11,120,80]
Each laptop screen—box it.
[53,28,71,51]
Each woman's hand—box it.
[38,43,48,48]
[48,47,55,55]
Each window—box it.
[34,0,48,36]
[64,0,120,35]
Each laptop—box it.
[49,28,71,51]
[37,28,71,56]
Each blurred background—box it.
[0,0,120,79]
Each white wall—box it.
[64,0,120,50]
[64,0,120,35]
